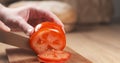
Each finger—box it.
[43,10,64,27]
[37,10,65,33]
[15,7,30,21]
[44,10,65,33]
[13,17,34,35]
[0,21,11,32]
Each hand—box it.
[0,4,64,35]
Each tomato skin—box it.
[30,22,66,54]
[38,50,71,63]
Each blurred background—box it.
[0,0,120,32]
[0,1,120,63]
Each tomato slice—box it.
[30,22,66,54]
[38,50,71,63]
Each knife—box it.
[0,30,31,50]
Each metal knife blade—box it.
[0,30,31,50]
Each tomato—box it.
[30,22,71,63]
[38,50,71,63]
[30,22,66,54]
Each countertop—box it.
[66,23,120,63]
[0,23,120,63]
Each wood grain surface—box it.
[66,24,120,63]
[0,24,120,63]
[6,47,92,63]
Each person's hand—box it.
[0,4,64,35]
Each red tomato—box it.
[30,22,66,54]
[38,50,71,63]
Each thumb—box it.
[14,17,34,35]
[0,21,11,32]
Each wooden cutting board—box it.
[6,47,92,63]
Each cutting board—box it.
[6,47,92,63]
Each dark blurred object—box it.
[0,0,42,6]
[0,0,19,6]
[60,0,113,24]
[40,0,114,24]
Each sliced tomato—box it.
[30,22,66,54]
[38,50,71,63]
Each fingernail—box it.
[7,28,11,32]
[62,27,65,33]
[26,28,34,36]
[4,26,11,32]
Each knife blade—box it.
[0,30,31,50]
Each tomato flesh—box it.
[38,50,71,63]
